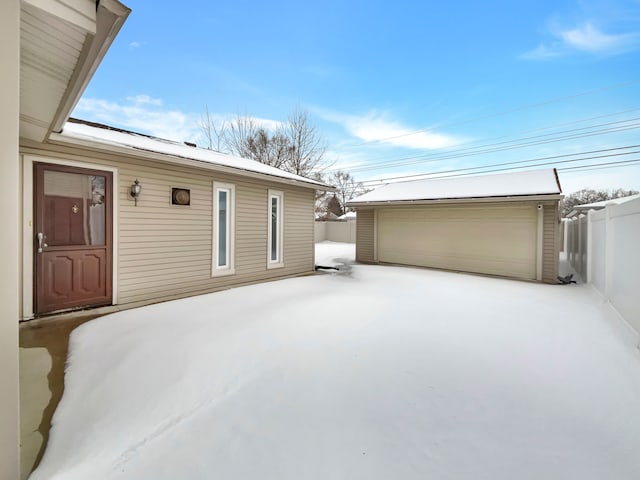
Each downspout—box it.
[536,204,543,281]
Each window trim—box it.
[212,182,235,276]
[267,189,284,269]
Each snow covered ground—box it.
[31,242,640,479]
[315,240,355,267]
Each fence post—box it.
[578,215,583,274]
[586,210,593,283]
[604,205,614,299]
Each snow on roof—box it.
[58,119,331,189]
[572,193,640,210]
[349,168,562,204]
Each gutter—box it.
[347,194,564,208]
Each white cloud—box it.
[318,110,464,150]
[126,95,163,106]
[520,43,563,60]
[522,22,640,59]
[129,41,142,48]
[73,96,285,146]
[559,23,638,53]
[74,97,201,143]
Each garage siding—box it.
[542,202,560,283]
[355,208,375,262]
[376,203,539,280]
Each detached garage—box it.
[348,169,563,283]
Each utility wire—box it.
[360,145,640,185]
[332,107,640,168]
[558,158,640,172]
[349,159,640,195]
[341,79,640,148]
[340,118,640,174]
[380,156,640,182]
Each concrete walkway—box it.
[19,314,100,479]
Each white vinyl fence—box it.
[566,197,640,337]
[315,221,356,243]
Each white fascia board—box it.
[50,0,131,134]
[22,0,97,33]
[348,194,563,208]
[47,132,335,191]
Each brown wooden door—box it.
[34,163,113,314]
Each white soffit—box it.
[22,0,97,33]
[19,0,130,142]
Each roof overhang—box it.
[19,0,130,142]
[44,132,336,191]
[348,194,563,208]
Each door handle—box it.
[36,232,48,253]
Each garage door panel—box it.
[378,204,537,279]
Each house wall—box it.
[0,2,21,478]
[355,200,560,283]
[21,142,316,316]
[355,208,376,262]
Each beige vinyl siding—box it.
[356,199,561,283]
[283,187,314,270]
[355,208,376,262]
[22,142,316,308]
[542,202,560,284]
[376,202,538,280]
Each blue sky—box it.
[75,0,640,194]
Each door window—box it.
[43,170,106,246]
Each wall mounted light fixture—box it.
[130,179,142,206]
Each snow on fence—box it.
[314,221,356,243]
[566,197,640,337]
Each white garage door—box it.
[377,203,538,280]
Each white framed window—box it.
[267,189,284,268]
[212,182,235,276]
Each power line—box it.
[341,118,640,174]
[349,160,640,195]
[360,145,640,185]
[332,107,640,168]
[341,79,640,148]
[558,158,640,172]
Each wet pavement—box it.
[19,314,100,479]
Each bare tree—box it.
[246,129,291,170]
[282,106,328,177]
[199,105,226,152]
[562,188,638,216]
[199,105,330,180]
[330,170,369,213]
[222,114,260,160]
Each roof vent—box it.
[184,141,196,147]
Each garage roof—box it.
[349,168,562,205]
